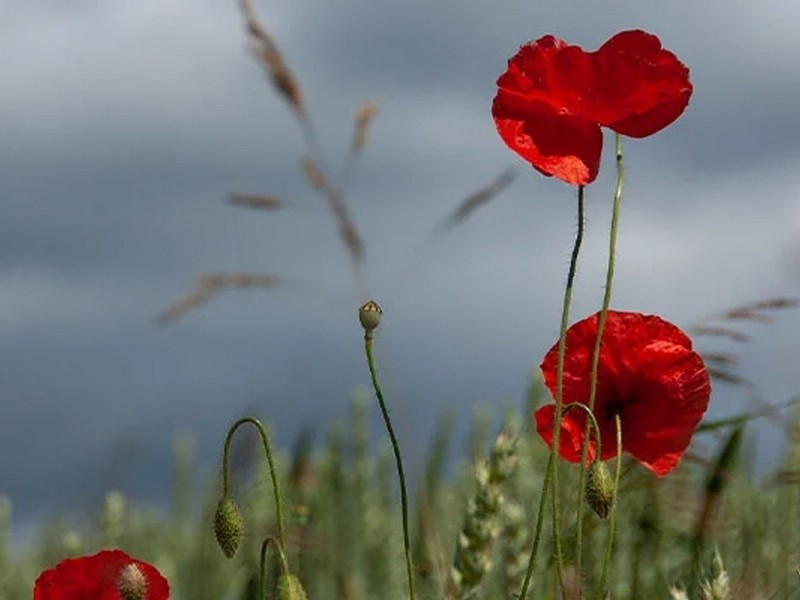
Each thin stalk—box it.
[259,536,290,600]
[575,135,625,585]
[597,414,623,598]
[525,184,585,599]
[364,330,416,600]
[517,453,553,598]
[222,416,286,548]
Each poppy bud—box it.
[117,563,148,600]
[586,460,615,519]
[277,573,309,600]
[214,495,244,558]
[358,300,383,332]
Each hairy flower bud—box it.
[214,495,244,558]
[358,300,383,332]
[278,573,309,600]
[117,563,148,600]
[586,460,615,519]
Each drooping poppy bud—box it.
[278,573,310,600]
[585,460,615,519]
[214,495,244,558]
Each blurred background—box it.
[0,0,798,547]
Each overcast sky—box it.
[1,0,799,542]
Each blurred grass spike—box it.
[301,157,365,264]
[447,427,518,599]
[689,326,750,343]
[238,0,304,113]
[439,167,518,232]
[691,427,743,587]
[717,296,800,322]
[300,158,327,190]
[157,272,281,325]
[351,101,379,155]
[228,193,285,211]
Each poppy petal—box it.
[492,95,602,185]
[492,30,692,182]
[492,35,602,185]
[619,341,711,476]
[591,30,693,137]
[33,549,170,600]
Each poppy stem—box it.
[363,327,416,600]
[597,413,623,599]
[575,134,624,587]
[259,535,291,600]
[562,402,603,457]
[516,452,553,599]
[552,184,587,598]
[222,416,286,550]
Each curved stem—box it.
[550,184,586,597]
[597,413,623,598]
[575,134,625,584]
[259,536,291,600]
[517,453,553,599]
[562,402,603,458]
[222,417,286,549]
[364,331,416,600]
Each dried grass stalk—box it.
[350,102,379,155]
[689,326,750,343]
[301,158,364,263]
[228,193,285,211]
[158,273,281,325]
[238,0,304,113]
[442,168,517,230]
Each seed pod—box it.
[117,563,148,600]
[278,573,309,600]
[358,300,383,332]
[214,495,244,558]
[586,460,615,519]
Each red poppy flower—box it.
[492,30,693,185]
[33,549,169,600]
[534,311,710,477]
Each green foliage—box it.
[8,387,800,599]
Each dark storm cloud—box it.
[0,0,798,538]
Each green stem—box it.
[259,536,290,600]
[222,417,286,549]
[550,184,587,597]
[597,413,623,598]
[575,134,625,586]
[562,403,603,458]
[517,452,553,598]
[364,331,416,600]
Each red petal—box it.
[590,30,693,137]
[619,341,711,476]
[492,94,602,185]
[33,549,170,600]
[492,30,693,176]
[492,35,602,185]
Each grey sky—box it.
[1,0,799,542]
